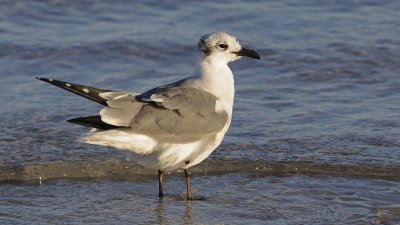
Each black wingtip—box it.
[68,116,120,130]
[36,77,113,106]
[36,77,53,83]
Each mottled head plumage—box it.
[197,32,260,62]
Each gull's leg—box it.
[158,170,164,198]
[185,168,192,200]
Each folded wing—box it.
[38,77,229,144]
[101,86,229,143]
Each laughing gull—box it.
[37,32,260,200]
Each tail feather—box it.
[36,77,114,106]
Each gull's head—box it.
[198,32,260,62]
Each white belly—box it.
[131,121,231,171]
[83,111,232,171]
[132,133,224,171]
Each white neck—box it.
[194,54,235,115]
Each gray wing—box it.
[100,86,229,143]
[37,77,228,142]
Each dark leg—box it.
[185,168,192,200]
[158,170,164,198]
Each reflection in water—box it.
[182,201,193,225]
[156,198,165,225]
[155,197,193,225]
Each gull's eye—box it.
[218,43,228,49]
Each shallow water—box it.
[1,0,400,224]
[1,175,400,224]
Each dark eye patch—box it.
[218,43,228,49]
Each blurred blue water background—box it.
[0,0,399,224]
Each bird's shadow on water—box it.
[155,195,208,225]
